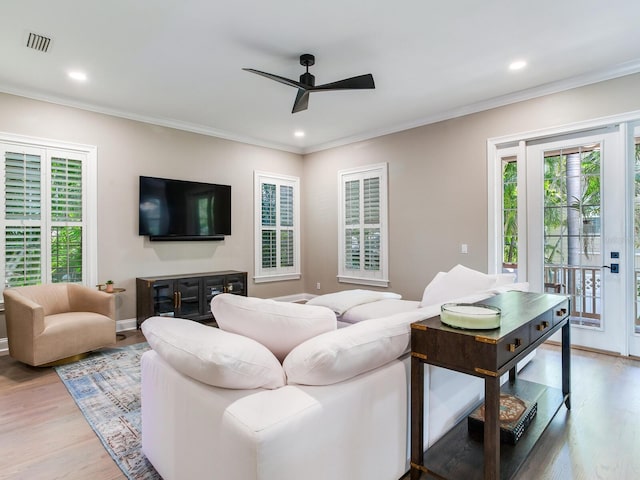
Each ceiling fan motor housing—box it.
[299,72,315,86]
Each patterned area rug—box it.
[55,342,162,480]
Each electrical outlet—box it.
[316,282,321,290]
[460,244,469,254]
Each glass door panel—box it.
[631,128,640,357]
[543,144,602,328]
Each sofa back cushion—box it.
[142,316,286,390]
[419,264,503,307]
[211,294,336,362]
[283,307,440,386]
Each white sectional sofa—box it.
[140,265,528,480]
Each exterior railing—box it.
[544,265,601,323]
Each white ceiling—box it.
[2,0,640,154]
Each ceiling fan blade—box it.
[313,73,375,91]
[243,68,307,90]
[292,89,310,113]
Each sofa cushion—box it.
[211,294,336,362]
[419,264,498,307]
[283,308,439,386]
[141,316,286,390]
[305,289,402,316]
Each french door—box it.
[526,129,627,354]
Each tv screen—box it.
[139,176,231,240]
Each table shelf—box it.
[418,380,566,480]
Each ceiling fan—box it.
[243,54,375,113]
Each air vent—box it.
[26,32,51,53]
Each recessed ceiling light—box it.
[294,130,305,138]
[68,71,87,82]
[509,60,527,71]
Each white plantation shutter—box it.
[254,172,300,282]
[1,137,93,295]
[51,157,83,221]
[3,149,44,287]
[338,164,388,287]
[5,227,42,286]
[5,152,41,220]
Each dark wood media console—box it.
[410,291,571,480]
[136,270,247,327]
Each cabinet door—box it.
[225,273,246,296]
[177,277,201,318]
[152,279,176,316]
[204,275,227,309]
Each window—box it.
[254,171,300,283]
[502,155,518,270]
[1,134,97,303]
[338,163,389,287]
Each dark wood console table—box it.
[410,291,571,480]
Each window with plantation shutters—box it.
[338,163,389,287]
[1,134,96,301]
[254,171,300,283]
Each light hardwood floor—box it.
[1,337,638,480]
[0,330,146,480]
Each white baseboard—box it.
[117,318,137,332]
[271,293,316,303]
[0,318,138,356]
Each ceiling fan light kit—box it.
[244,54,375,113]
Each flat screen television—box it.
[139,176,231,241]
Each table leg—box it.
[484,376,501,480]
[562,319,571,409]
[410,355,425,480]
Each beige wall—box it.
[2,72,640,339]
[302,73,640,300]
[0,92,304,337]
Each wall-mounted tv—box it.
[139,176,231,241]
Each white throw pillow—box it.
[305,289,402,315]
[283,308,440,386]
[141,316,286,389]
[419,264,496,307]
[212,294,336,362]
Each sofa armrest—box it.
[67,284,115,319]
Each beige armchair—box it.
[3,283,116,366]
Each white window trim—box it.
[253,171,301,283]
[337,163,389,287]
[0,131,98,305]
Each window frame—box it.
[337,163,389,287]
[0,132,98,307]
[253,170,301,283]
